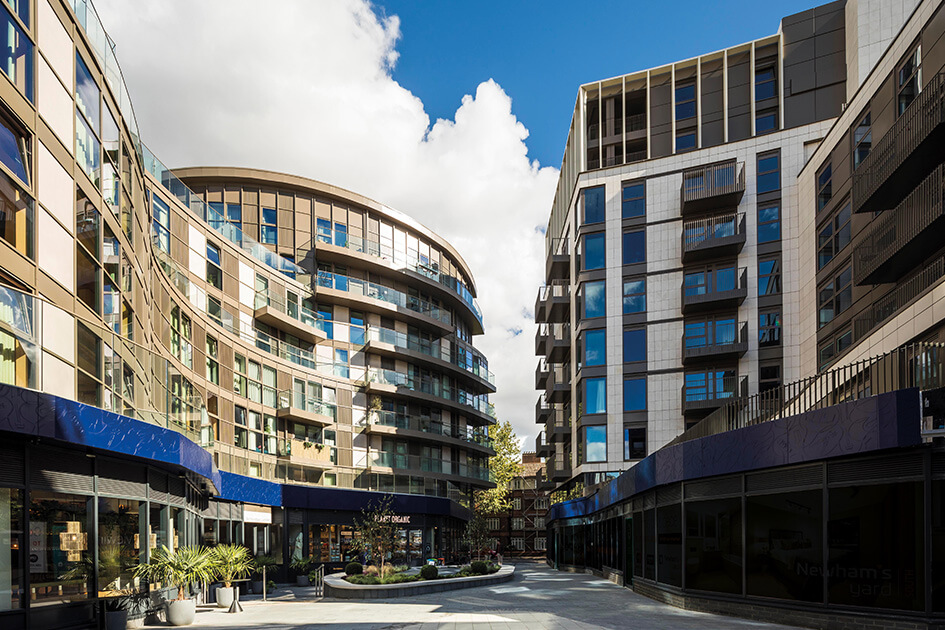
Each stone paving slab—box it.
[174,560,802,630]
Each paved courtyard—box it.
[183,560,801,630]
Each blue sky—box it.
[382,0,823,168]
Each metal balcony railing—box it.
[681,267,748,314]
[681,161,745,213]
[682,321,749,363]
[681,212,746,262]
[361,410,493,450]
[854,256,945,342]
[682,374,748,412]
[853,71,945,214]
[853,163,945,285]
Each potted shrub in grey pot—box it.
[209,544,254,608]
[290,556,313,586]
[252,555,278,597]
[133,546,215,627]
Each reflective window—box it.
[747,490,823,602]
[0,113,28,185]
[583,280,605,318]
[853,112,872,168]
[755,67,776,101]
[583,329,606,367]
[897,47,921,116]
[685,498,742,594]
[75,113,100,187]
[623,427,645,460]
[30,491,91,605]
[675,131,696,152]
[584,425,606,462]
[757,153,780,193]
[759,309,781,347]
[226,204,242,231]
[3,0,28,28]
[582,186,605,225]
[684,369,737,402]
[622,229,645,265]
[623,328,645,363]
[0,167,32,258]
[623,278,645,314]
[817,163,832,211]
[75,53,100,134]
[621,182,645,218]
[585,377,606,414]
[0,5,32,102]
[818,265,852,328]
[817,202,851,270]
[623,377,646,411]
[756,112,777,134]
[261,207,277,245]
[98,497,142,595]
[759,258,781,296]
[206,242,223,289]
[675,83,696,120]
[657,504,682,586]
[0,487,23,610]
[583,232,605,270]
[757,204,780,243]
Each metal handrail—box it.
[682,212,745,250]
[681,161,746,203]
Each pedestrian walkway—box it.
[184,560,801,629]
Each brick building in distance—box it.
[487,452,551,557]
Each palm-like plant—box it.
[209,545,254,588]
[133,546,215,601]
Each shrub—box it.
[346,574,380,585]
[364,565,380,577]
[487,562,500,574]
[470,561,488,575]
[308,570,322,583]
[266,579,277,592]
[345,562,363,576]
[380,564,399,579]
[381,573,418,584]
[419,565,438,580]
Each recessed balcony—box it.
[536,396,552,423]
[681,267,748,314]
[682,321,749,365]
[535,359,550,390]
[535,431,553,457]
[853,163,945,286]
[546,237,570,280]
[253,293,328,346]
[546,364,571,404]
[361,411,494,455]
[277,438,335,468]
[682,373,747,415]
[681,161,745,215]
[276,391,336,426]
[853,71,945,214]
[681,213,746,263]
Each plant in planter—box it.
[209,544,254,609]
[289,556,313,586]
[252,555,278,598]
[133,546,215,627]
[103,588,137,630]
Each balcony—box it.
[853,164,945,286]
[682,374,748,415]
[680,161,745,215]
[853,255,945,341]
[370,453,493,485]
[253,292,329,346]
[546,237,570,280]
[535,282,570,325]
[535,431,553,457]
[682,321,749,365]
[535,323,571,362]
[549,455,571,481]
[681,267,748,314]
[681,213,746,263]
[548,410,571,441]
[536,396,552,424]
[361,367,496,425]
[535,359,550,389]
[361,410,494,455]
[853,72,945,214]
[276,390,336,426]
[546,364,571,404]
[277,438,335,468]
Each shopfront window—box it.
[97,497,141,594]
[29,491,91,605]
[657,504,682,586]
[0,487,23,611]
[685,497,742,594]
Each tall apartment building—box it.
[487,452,550,556]
[542,0,945,627]
[0,1,494,627]
[534,0,920,495]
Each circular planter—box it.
[166,599,197,627]
[104,610,128,630]
[215,586,234,609]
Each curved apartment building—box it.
[0,1,494,627]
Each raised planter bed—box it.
[324,564,515,599]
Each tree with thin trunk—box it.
[351,494,396,575]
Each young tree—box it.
[476,420,522,515]
[351,494,396,574]
[463,511,491,562]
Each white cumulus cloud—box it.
[97,0,557,451]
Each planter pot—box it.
[104,610,128,630]
[215,586,234,608]
[296,575,310,586]
[166,599,197,627]
[250,580,263,594]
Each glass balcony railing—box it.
[370,453,491,481]
[316,270,452,326]
[311,228,482,326]
[364,326,494,386]
[277,390,337,420]
[362,410,493,449]
[254,290,331,337]
[363,367,496,420]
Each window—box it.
[512,517,524,530]
[758,258,781,296]
[513,497,522,511]
[30,492,89,605]
[233,354,247,397]
[169,306,192,369]
[623,328,645,363]
[622,182,645,218]
[684,317,736,348]
[817,163,832,211]
[583,280,605,318]
[75,54,100,187]
[535,497,549,510]
[585,377,606,414]
[817,201,852,269]
[207,295,223,326]
[622,229,645,265]
[226,204,242,231]
[623,377,646,411]
[206,242,223,289]
[583,232,605,270]
[152,195,171,254]
[622,278,645,314]
[759,310,781,347]
[757,153,780,193]
[260,207,277,244]
[684,265,737,296]
[757,204,780,243]
[755,112,777,134]
[486,518,500,530]
[818,265,852,328]
[898,47,921,115]
[206,335,219,384]
[759,363,781,392]
[675,83,696,120]
[535,516,546,529]
[676,131,696,152]
[316,217,331,244]
[511,537,524,551]
[684,369,737,402]
[624,427,646,460]
[582,186,605,224]
[0,113,29,185]
[535,537,547,551]
[755,67,776,101]
[583,329,606,367]
[584,425,607,462]
[0,6,31,101]
[853,112,872,168]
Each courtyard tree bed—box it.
[324,564,514,599]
